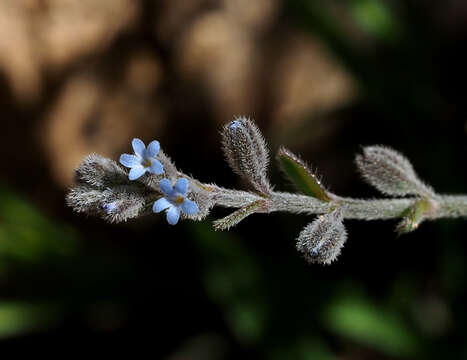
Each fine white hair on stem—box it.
[67,117,467,265]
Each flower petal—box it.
[129,165,146,180]
[159,178,173,196]
[119,154,141,168]
[166,206,180,225]
[146,140,160,158]
[132,138,146,157]
[149,160,164,175]
[153,198,171,213]
[101,202,117,214]
[181,198,199,215]
[174,178,189,195]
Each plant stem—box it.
[211,186,467,221]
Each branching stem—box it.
[211,186,467,221]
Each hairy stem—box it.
[211,186,467,221]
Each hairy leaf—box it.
[214,199,266,230]
[277,147,332,202]
[356,146,434,197]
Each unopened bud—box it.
[74,154,129,188]
[67,155,155,223]
[296,208,347,265]
[221,117,271,195]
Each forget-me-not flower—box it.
[120,138,164,180]
[229,120,242,130]
[153,178,199,225]
[101,202,117,214]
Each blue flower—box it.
[120,138,164,180]
[229,120,242,130]
[153,178,199,225]
[101,202,117,214]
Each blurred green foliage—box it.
[0,184,77,337]
[0,184,138,339]
[0,302,62,338]
[192,221,428,359]
[349,0,400,40]
[323,295,420,357]
[0,186,79,270]
[192,223,268,345]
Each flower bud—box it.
[296,208,347,265]
[68,155,156,223]
[67,184,149,223]
[74,154,129,188]
[221,117,271,195]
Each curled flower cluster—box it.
[119,138,199,225]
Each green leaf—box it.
[277,147,331,202]
[349,0,400,41]
[323,296,420,357]
[396,198,434,235]
[213,200,266,231]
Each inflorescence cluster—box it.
[67,117,467,265]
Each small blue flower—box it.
[101,202,117,214]
[120,138,164,180]
[153,178,199,225]
[229,120,242,130]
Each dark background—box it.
[1,0,467,358]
